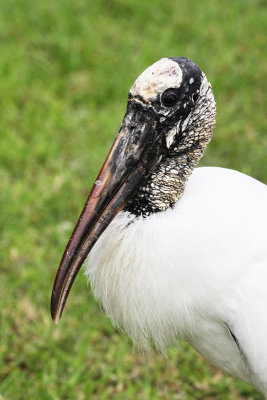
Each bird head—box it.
[51,57,216,322]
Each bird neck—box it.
[125,144,207,217]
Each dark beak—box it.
[51,102,162,323]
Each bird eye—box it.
[161,88,179,107]
[192,93,199,102]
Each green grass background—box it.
[1,0,267,399]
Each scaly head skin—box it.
[126,57,216,216]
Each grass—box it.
[0,0,266,398]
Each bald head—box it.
[130,58,183,102]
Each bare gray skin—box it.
[126,58,216,217]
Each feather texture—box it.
[86,167,267,393]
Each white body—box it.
[86,167,267,395]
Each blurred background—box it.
[0,0,266,399]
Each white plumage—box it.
[86,167,267,393]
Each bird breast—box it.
[85,167,267,353]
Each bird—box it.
[51,57,267,397]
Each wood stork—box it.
[51,57,267,397]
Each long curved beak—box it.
[51,102,162,323]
